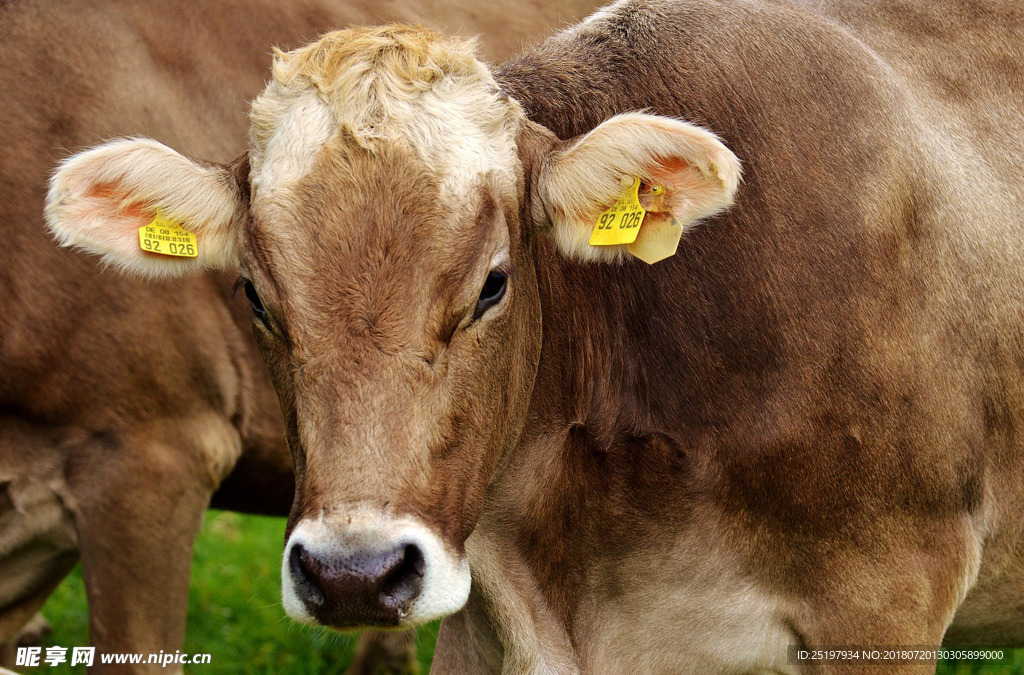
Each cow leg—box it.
[345,629,419,675]
[0,421,79,667]
[69,418,240,673]
[789,520,980,675]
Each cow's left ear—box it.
[533,113,741,262]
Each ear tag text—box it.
[138,210,198,258]
[589,176,646,246]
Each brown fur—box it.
[248,137,540,548]
[496,0,1024,665]
[0,0,599,671]
[214,0,1024,671]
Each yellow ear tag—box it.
[138,210,198,258]
[589,176,646,246]
[627,211,684,264]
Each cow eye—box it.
[472,270,507,320]
[243,279,269,325]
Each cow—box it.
[43,0,1024,671]
[1,0,598,671]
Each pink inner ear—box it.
[648,157,718,214]
[654,157,692,175]
[65,181,158,257]
[84,183,150,220]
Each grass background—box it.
[39,511,436,673]
[32,510,1024,673]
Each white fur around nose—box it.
[282,510,471,627]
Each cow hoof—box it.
[344,629,419,675]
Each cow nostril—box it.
[379,544,425,609]
[290,544,325,607]
[289,540,429,625]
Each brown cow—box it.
[45,0,1024,672]
[1,0,597,671]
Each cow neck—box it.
[532,244,674,449]
[467,237,703,652]
[480,37,732,661]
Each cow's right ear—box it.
[45,138,244,277]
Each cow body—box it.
[1,0,597,669]
[45,0,1024,673]
[462,1,1024,669]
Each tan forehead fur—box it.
[249,26,523,199]
[273,26,484,117]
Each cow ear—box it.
[534,113,741,262]
[45,138,244,277]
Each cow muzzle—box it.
[281,513,471,628]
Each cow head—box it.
[45,26,739,630]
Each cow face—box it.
[45,26,739,630]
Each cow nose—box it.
[289,542,425,627]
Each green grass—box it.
[33,511,1024,673]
